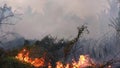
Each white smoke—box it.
[0,0,116,40]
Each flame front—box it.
[16,48,95,68]
[15,48,45,67]
[72,55,94,68]
[56,55,95,68]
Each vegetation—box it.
[0,2,120,68]
[0,57,34,68]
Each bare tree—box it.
[0,4,17,47]
[109,5,120,37]
[63,25,89,61]
[104,3,120,68]
[0,4,14,25]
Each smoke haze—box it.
[0,0,118,39]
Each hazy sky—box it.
[0,0,118,39]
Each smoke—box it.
[0,0,116,40]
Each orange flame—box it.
[72,55,94,68]
[16,48,95,68]
[15,48,45,67]
[56,55,95,68]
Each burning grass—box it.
[15,48,45,67]
[0,47,114,68]
[55,55,95,68]
[15,48,97,68]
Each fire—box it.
[56,55,95,68]
[15,48,45,67]
[72,55,94,68]
[16,48,95,68]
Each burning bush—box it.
[15,48,46,67]
[55,55,95,68]
[15,48,97,68]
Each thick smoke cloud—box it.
[0,0,115,39]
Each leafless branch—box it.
[63,25,89,60]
